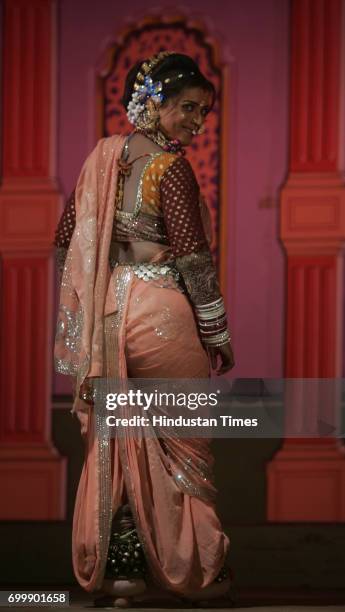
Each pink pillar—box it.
[267,0,345,521]
[0,0,66,519]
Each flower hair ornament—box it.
[126,75,164,128]
[126,51,199,154]
[126,51,173,129]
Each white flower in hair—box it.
[127,76,164,126]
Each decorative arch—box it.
[96,15,229,283]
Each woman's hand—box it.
[78,379,94,405]
[70,376,94,403]
[208,341,235,375]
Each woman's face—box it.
[157,86,212,145]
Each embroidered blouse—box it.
[55,150,229,345]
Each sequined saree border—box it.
[92,265,220,591]
[93,266,133,588]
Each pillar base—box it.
[267,443,345,522]
[0,444,67,520]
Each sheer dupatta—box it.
[54,135,126,410]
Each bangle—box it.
[195,301,225,319]
[195,297,224,310]
[199,315,227,327]
[195,297,231,345]
[202,330,230,346]
[206,337,231,348]
[200,325,228,336]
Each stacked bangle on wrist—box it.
[195,297,231,347]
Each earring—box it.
[137,99,160,132]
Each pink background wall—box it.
[54,0,290,394]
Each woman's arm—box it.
[160,157,235,373]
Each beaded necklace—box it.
[134,127,186,155]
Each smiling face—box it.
[157,86,213,146]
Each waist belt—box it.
[114,261,180,283]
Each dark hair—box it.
[121,53,216,110]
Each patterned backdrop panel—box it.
[98,19,222,257]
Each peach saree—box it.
[54,135,229,596]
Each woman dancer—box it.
[54,52,235,608]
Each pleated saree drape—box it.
[54,135,229,595]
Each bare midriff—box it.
[114,241,171,264]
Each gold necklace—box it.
[134,128,185,155]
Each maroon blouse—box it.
[55,156,221,306]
